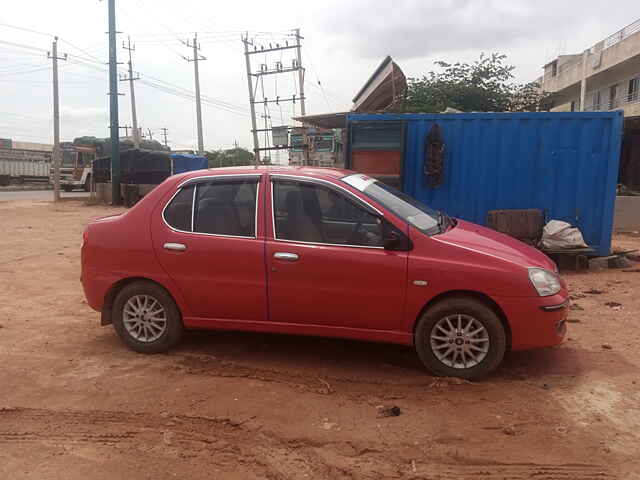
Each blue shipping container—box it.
[347,112,624,256]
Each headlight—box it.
[528,268,561,296]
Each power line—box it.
[0,22,53,37]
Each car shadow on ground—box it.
[90,327,633,383]
[165,329,629,383]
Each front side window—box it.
[273,179,383,247]
[342,174,440,234]
[163,177,258,237]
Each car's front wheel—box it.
[415,297,506,379]
[112,281,184,353]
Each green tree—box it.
[403,53,549,113]
[205,147,255,168]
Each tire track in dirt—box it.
[0,407,616,479]
[170,352,440,396]
[407,462,613,479]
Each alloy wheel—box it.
[430,314,490,369]
[122,294,167,343]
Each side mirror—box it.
[383,222,412,251]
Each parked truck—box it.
[289,128,342,167]
[51,142,97,192]
[51,136,169,192]
[0,140,52,186]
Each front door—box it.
[151,174,267,322]
[266,176,407,331]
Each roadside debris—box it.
[601,344,613,350]
[428,377,476,388]
[570,293,587,300]
[321,419,338,430]
[583,289,606,295]
[502,425,522,436]
[317,378,333,395]
[162,431,174,446]
[566,318,581,323]
[604,302,622,308]
[376,405,402,418]
[570,304,584,311]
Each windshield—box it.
[62,150,76,168]
[342,173,441,234]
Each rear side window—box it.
[163,185,194,231]
[193,179,258,237]
[163,178,259,236]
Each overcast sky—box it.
[1,0,638,152]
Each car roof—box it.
[171,165,353,184]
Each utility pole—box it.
[120,36,140,148]
[184,33,205,155]
[160,127,169,147]
[48,36,66,203]
[294,29,306,118]
[242,34,261,165]
[294,28,309,166]
[242,30,306,166]
[146,128,153,141]
[107,0,121,205]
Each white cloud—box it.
[1,0,638,148]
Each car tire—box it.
[63,185,73,192]
[414,296,506,380]
[112,281,184,354]
[83,175,91,192]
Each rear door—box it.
[151,174,267,322]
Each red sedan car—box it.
[81,167,568,379]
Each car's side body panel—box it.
[80,166,568,355]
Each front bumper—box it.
[494,291,569,351]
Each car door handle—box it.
[273,252,299,262]
[163,242,187,252]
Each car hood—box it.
[434,219,556,271]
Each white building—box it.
[540,19,640,190]
[541,19,640,116]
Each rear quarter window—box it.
[163,185,194,231]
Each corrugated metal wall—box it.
[348,112,624,256]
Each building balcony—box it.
[587,92,640,117]
[542,19,640,94]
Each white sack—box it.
[541,220,588,250]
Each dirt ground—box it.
[1,198,639,480]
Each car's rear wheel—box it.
[112,281,183,353]
[415,297,506,379]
